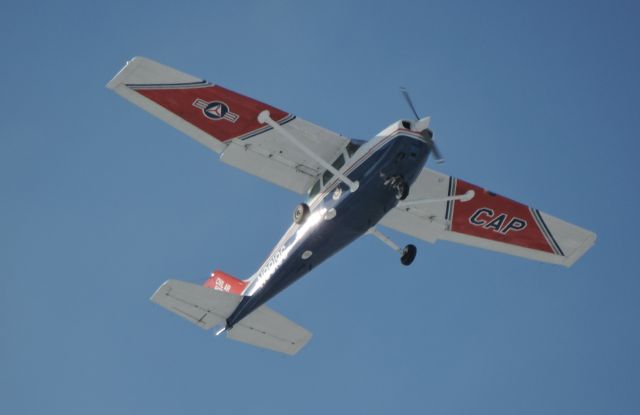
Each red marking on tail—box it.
[203,270,247,295]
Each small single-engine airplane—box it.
[108,57,596,355]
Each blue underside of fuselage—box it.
[226,134,430,328]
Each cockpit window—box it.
[401,120,412,129]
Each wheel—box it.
[395,180,409,201]
[293,203,310,224]
[400,244,417,266]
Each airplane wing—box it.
[379,168,596,267]
[107,57,349,194]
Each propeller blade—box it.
[430,140,445,164]
[400,87,444,163]
[400,87,420,120]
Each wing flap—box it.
[221,140,317,193]
[378,208,442,243]
[227,305,312,355]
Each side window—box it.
[308,179,321,199]
[322,153,345,186]
[332,153,345,170]
[346,142,360,157]
[322,169,333,185]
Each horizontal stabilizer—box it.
[151,279,242,330]
[227,305,312,355]
[151,279,312,355]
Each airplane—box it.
[107,57,596,355]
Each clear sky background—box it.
[2,0,639,414]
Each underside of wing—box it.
[151,279,242,330]
[380,168,596,267]
[227,305,312,355]
[107,57,350,193]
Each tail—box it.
[150,271,312,355]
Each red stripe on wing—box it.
[451,179,555,254]
[133,85,289,142]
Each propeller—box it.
[400,87,444,164]
[400,87,420,120]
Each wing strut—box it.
[398,189,475,208]
[258,110,360,193]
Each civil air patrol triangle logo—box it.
[193,99,239,123]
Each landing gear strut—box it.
[293,203,310,224]
[367,227,417,266]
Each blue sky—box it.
[2,0,639,413]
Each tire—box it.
[396,181,409,201]
[293,203,310,224]
[400,244,417,266]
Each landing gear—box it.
[384,175,410,200]
[367,227,418,266]
[395,180,409,201]
[293,203,310,224]
[400,244,417,266]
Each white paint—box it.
[258,110,360,193]
[323,208,337,220]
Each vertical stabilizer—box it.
[203,270,248,295]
